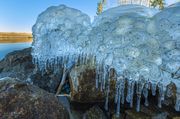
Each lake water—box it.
[0,43,31,60]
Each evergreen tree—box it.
[97,2,103,15]
[150,0,165,10]
[96,0,107,15]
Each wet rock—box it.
[0,48,65,94]
[163,82,177,107]
[124,104,180,119]
[0,48,34,80]
[125,109,151,119]
[69,64,116,103]
[83,106,107,119]
[30,69,63,94]
[71,109,84,119]
[172,117,180,119]
[69,64,104,102]
[125,106,168,119]
[0,77,69,119]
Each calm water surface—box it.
[0,43,31,60]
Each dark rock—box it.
[83,106,107,119]
[0,48,63,94]
[69,64,116,103]
[125,109,151,119]
[163,82,177,107]
[30,70,63,93]
[124,106,166,119]
[124,104,180,119]
[0,48,34,80]
[0,77,69,119]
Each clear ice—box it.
[32,3,180,116]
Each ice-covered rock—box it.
[32,5,91,72]
[88,5,162,115]
[31,3,180,117]
[93,4,159,26]
[150,3,180,111]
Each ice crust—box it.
[32,4,180,116]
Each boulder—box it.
[0,48,66,94]
[0,48,34,80]
[83,106,107,119]
[69,64,116,103]
[124,105,180,119]
[0,77,69,119]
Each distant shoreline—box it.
[0,32,33,43]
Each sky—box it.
[0,0,178,33]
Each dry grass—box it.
[0,32,33,43]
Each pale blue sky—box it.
[0,0,178,32]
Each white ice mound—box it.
[88,5,168,114]
[32,5,91,70]
[90,5,161,75]
[32,3,180,116]
[150,4,180,111]
[93,4,159,26]
[151,4,180,73]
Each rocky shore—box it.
[0,48,179,119]
[0,2,180,119]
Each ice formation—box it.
[32,3,180,117]
[32,5,91,72]
[150,3,180,111]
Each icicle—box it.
[130,80,135,108]
[151,82,157,96]
[92,55,96,65]
[82,53,85,64]
[126,80,131,103]
[126,78,135,108]
[136,76,145,112]
[102,65,106,90]
[115,76,124,117]
[115,81,119,103]
[103,65,109,90]
[175,99,180,111]
[157,82,164,108]
[74,66,79,91]
[115,76,123,117]
[105,81,110,111]
[175,90,180,111]
[56,56,59,68]
[105,71,110,111]
[116,86,121,118]
[121,77,125,104]
[95,66,99,89]
[59,56,63,70]
[32,57,36,64]
[83,53,87,64]
[77,53,80,65]
[136,94,141,112]
[143,82,149,107]
[95,59,99,88]
[80,52,84,65]
[86,53,89,64]
[100,79,103,91]
[99,63,103,92]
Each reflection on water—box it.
[0,43,31,60]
